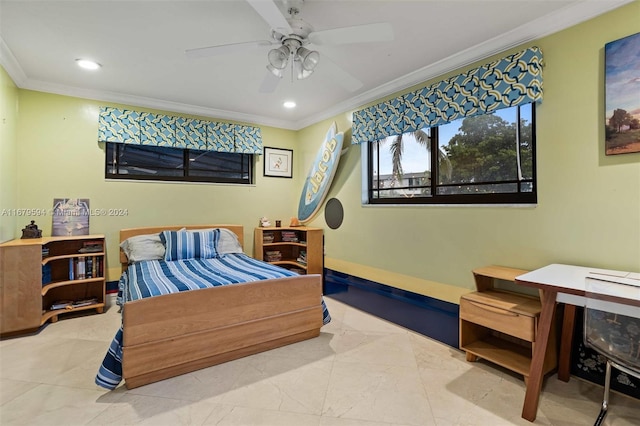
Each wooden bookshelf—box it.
[254,227,323,275]
[0,235,106,336]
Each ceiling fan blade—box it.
[319,55,363,92]
[309,22,393,46]
[258,69,281,93]
[246,0,293,34]
[185,40,273,59]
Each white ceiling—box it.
[0,0,632,130]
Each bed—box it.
[96,224,330,390]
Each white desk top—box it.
[516,264,640,314]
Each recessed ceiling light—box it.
[75,59,101,70]
[283,101,296,109]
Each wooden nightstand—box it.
[459,265,557,383]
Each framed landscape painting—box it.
[605,32,640,155]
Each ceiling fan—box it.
[185,0,394,93]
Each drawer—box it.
[460,298,536,341]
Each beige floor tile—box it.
[0,378,39,406]
[202,405,321,426]
[89,393,218,425]
[0,383,120,425]
[217,356,332,415]
[0,295,638,426]
[322,361,435,425]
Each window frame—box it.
[365,104,537,205]
[105,143,254,185]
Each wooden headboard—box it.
[119,224,244,268]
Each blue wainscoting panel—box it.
[324,269,459,348]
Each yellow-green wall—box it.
[298,2,640,303]
[0,66,19,243]
[10,91,299,280]
[2,3,639,298]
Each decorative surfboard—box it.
[298,122,344,223]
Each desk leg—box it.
[522,289,558,422]
[558,304,576,382]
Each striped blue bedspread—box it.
[96,254,331,390]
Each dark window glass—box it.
[105,143,253,184]
[368,103,536,204]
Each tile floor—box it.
[1,296,638,425]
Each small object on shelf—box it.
[289,217,301,227]
[259,217,271,227]
[21,221,42,239]
[275,220,281,227]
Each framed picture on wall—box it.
[51,198,90,236]
[263,147,293,178]
[605,32,640,155]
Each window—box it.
[367,103,536,204]
[105,143,253,184]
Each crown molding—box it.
[21,78,296,129]
[292,0,635,130]
[1,0,633,132]
[0,37,27,87]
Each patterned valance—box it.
[352,46,543,144]
[98,107,262,154]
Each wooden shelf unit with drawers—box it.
[0,235,106,337]
[254,227,323,275]
[459,265,557,383]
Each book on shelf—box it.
[42,264,51,285]
[264,250,282,262]
[78,240,103,253]
[76,256,86,280]
[50,297,98,311]
[86,257,93,279]
[297,250,307,265]
[50,300,73,310]
[72,297,98,308]
[65,256,104,280]
[262,232,275,243]
[281,231,299,242]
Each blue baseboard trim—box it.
[324,268,459,348]
[106,280,118,294]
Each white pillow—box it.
[120,233,165,263]
[217,228,244,254]
[185,227,243,255]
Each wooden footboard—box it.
[122,274,323,389]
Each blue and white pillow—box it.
[160,229,220,261]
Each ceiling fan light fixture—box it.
[267,45,290,69]
[296,46,319,71]
[295,61,314,80]
[267,64,285,78]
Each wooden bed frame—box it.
[118,224,324,389]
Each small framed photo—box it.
[263,147,293,178]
